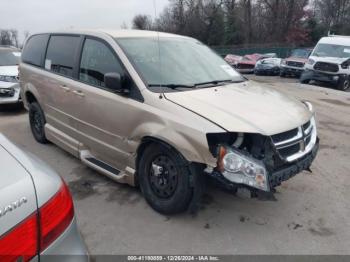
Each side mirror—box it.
[104,72,129,94]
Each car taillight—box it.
[0,213,38,262]
[0,180,74,261]
[39,181,74,251]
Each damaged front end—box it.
[206,115,319,193]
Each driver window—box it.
[79,38,124,88]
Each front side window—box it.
[79,39,124,88]
[312,43,350,59]
[45,35,80,77]
[117,37,244,92]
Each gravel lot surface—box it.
[1,76,350,255]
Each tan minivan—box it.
[20,30,319,214]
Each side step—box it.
[80,150,135,186]
[85,157,120,176]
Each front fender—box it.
[129,121,217,167]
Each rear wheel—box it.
[337,77,350,91]
[138,143,194,214]
[29,102,48,144]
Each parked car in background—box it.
[255,58,282,75]
[280,48,312,77]
[301,35,350,91]
[0,134,88,261]
[224,54,243,67]
[0,46,21,105]
[225,53,278,74]
[20,30,318,214]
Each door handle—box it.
[60,84,70,92]
[72,90,85,97]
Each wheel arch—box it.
[135,136,207,185]
[22,83,42,110]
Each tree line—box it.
[132,0,350,47]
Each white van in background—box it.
[301,35,350,91]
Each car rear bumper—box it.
[40,217,89,262]
[300,69,347,84]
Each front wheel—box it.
[337,77,350,91]
[301,79,310,84]
[29,102,48,144]
[138,143,194,214]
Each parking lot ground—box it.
[1,76,350,255]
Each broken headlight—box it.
[217,146,269,192]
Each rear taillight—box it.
[0,213,38,262]
[40,181,74,251]
[0,180,74,261]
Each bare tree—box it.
[132,0,349,47]
[132,15,153,30]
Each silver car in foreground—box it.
[0,134,88,261]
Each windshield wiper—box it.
[148,84,195,89]
[148,79,245,90]
[194,79,244,88]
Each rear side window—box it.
[22,34,49,67]
[79,38,124,88]
[45,36,80,78]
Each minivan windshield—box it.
[117,37,245,92]
[0,50,21,66]
[312,43,350,58]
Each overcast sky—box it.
[1,0,169,42]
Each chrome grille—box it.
[271,118,317,162]
[286,61,304,68]
[314,62,339,73]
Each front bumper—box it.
[280,66,304,76]
[300,69,347,85]
[208,140,319,192]
[255,67,280,75]
[0,83,21,105]
[269,139,319,188]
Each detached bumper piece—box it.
[269,140,319,188]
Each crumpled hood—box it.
[0,65,18,77]
[309,56,349,65]
[164,81,312,136]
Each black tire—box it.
[280,71,286,77]
[337,77,350,92]
[301,79,310,84]
[138,143,194,214]
[29,102,48,144]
